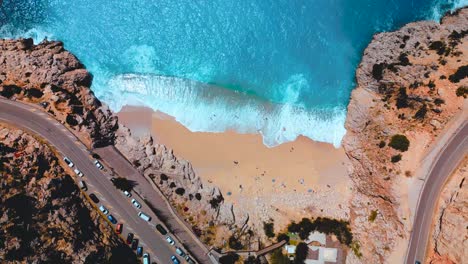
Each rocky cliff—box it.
[342,7,467,263]
[0,124,137,263]
[0,38,247,250]
[427,159,467,264]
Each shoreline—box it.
[117,105,352,227]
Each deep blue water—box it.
[0,0,466,147]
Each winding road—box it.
[405,121,468,264]
[0,98,199,264]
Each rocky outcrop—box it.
[0,39,117,147]
[343,8,467,263]
[427,159,467,264]
[0,124,136,263]
[0,38,250,250]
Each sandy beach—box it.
[117,105,352,228]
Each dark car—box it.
[107,215,117,224]
[136,246,143,257]
[126,233,134,244]
[131,239,139,250]
[185,256,195,264]
[89,193,99,203]
[155,224,167,235]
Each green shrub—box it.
[294,243,309,264]
[277,233,290,243]
[449,65,468,83]
[378,141,386,148]
[368,210,378,222]
[175,187,185,196]
[228,235,243,250]
[270,249,291,264]
[389,134,410,152]
[396,87,409,109]
[219,253,240,264]
[456,86,468,98]
[372,63,386,81]
[287,217,353,246]
[391,154,402,163]
[434,98,445,106]
[263,222,275,238]
[414,104,427,120]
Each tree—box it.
[175,187,185,196]
[228,235,243,250]
[263,222,275,238]
[219,253,239,264]
[389,134,410,152]
[294,243,309,264]
[270,249,291,264]
[391,154,402,163]
[449,65,468,83]
[277,233,290,243]
[111,177,135,191]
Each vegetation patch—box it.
[449,65,468,83]
[287,217,353,246]
[263,222,275,238]
[455,86,468,98]
[391,154,402,163]
[389,134,410,152]
[368,210,378,222]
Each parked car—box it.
[131,239,139,250]
[63,157,74,167]
[166,236,175,245]
[107,214,117,224]
[185,256,195,264]
[73,168,83,177]
[116,223,123,234]
[89,193,99,203]
[142,253,150,264]
[126,233,134,244]
[136,246,143,257]
[175,247,186,257]
[123,190,132,197]
[171,255,180,264]
[79,181,87,191]
[138,212,151,222]
[131,199,142,209]
[99,205,109,215]
[94,160,104,170]
[155,224,167,235]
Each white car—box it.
[99,205,109,215]
[63,157,74,167]
[166,236,175,246]
[138,212,151,222]
[74,168,84,177]
[131,199,142,209]
[94,160,104,170]
[123,190,132,197]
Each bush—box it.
[396,87,409,109]
[449,65,468,83]
[456,86,468,98]
[287,217,353,246]
[175,188,185,196]
[389,134,410,152]
[228,235,243,250]
[294,243,309,264]
[209,195,224,209]
[263,222,275,238]
[111,177,135,191]
[372,63,386,81]
[391,154,402,163]
[219,253,240,264]
[160,173,169,181]
[434,98,445,106]
[368,210,378,222]
[414,104,427,120]
[195,193,202,200]
[428,41,446,55]
[270,249,291,264]
[378,141,386,148]
[277,233,290,243]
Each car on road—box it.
[166,235,175,245]
[73,168,83,177]
[155,224,167,235]
[175,247,186,257]
[131,199,142,209]
[138,212,151,222]
[131,238,139,250]
[136,246,143,257]
[126,233,134,244]
[63,157,74,167]
[89,193,99,203]
[171,255,180,264]
[99,205,109,215]
[185,256,195,264]
[123,190,132,197]
[107,214,117,224]
[415,262,421,264]
[94,160,104,170]
[142,253,150,264]
[116,223,123,234]
[79,181,87,191]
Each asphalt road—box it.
[405,121,467,264]
[0,98,187,264]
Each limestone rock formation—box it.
[0,124,136,263]
[342,7,467,263]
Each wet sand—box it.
[117,105,349,205]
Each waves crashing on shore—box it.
[0,0,466,147]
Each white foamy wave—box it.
[0,25,54,44]
[98,73,346,148]
[430,0,468,21]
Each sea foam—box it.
[101,74,347,148]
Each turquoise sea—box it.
[0,0,466,147]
